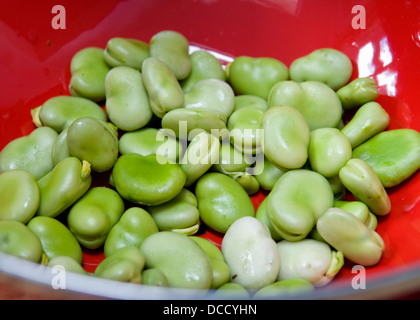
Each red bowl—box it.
[0,0,420,299]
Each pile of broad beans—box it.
[1,30,420,299]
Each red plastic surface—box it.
[1,0,420,296]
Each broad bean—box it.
[180,50,226,92]
[161,107,228,140]
[184,79,235,119]
[68,187,125,249]
[276,239,344,287]
[142,57,185,118]
[255,197,283,242]
[140,231,213,291]
[48,256,87,275]
[119,127,182,162]
[228,56,289,99]
[234,173,260,195]
[195,172,255,233]
[105,66,153,131]
[51,127,71,166]
[261,105,310,169]
[212,282,250,299]
[253,278,314,299]
[103,37,150,70]
[334,200,377,230]
[336,77,379,109]
[69,47,110,102]
[149,30,191,80]
[267,80,343,130]
[94,246,145,283]
[339,158,391,216]
[141,268,169,287]
[341,101,390,148]
[67,117,119,172]
[0,170,39,223]
[352,129,420,187]
[308,128,352,178]
[267,169,334,241]
[0,126,57,180]
[190,236,231,289]
[228,106,265,155]
[289,48,353,90]
[27,216,83,264]
[147,188,200,235]
[111,153,186,206]
[36,157,92,218]
[104,207,159,257]
[221,216,280,291]
[180,131,220,187]
[317,208,385,266]
[233,94,268,111]
[32,96,106,133]
[0,220,42,262]
[212,142,250,175]
[254,156,287,191]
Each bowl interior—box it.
[1,0,420,299]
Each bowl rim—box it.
[2,251,420,300]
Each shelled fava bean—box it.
[1,29,420,299]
